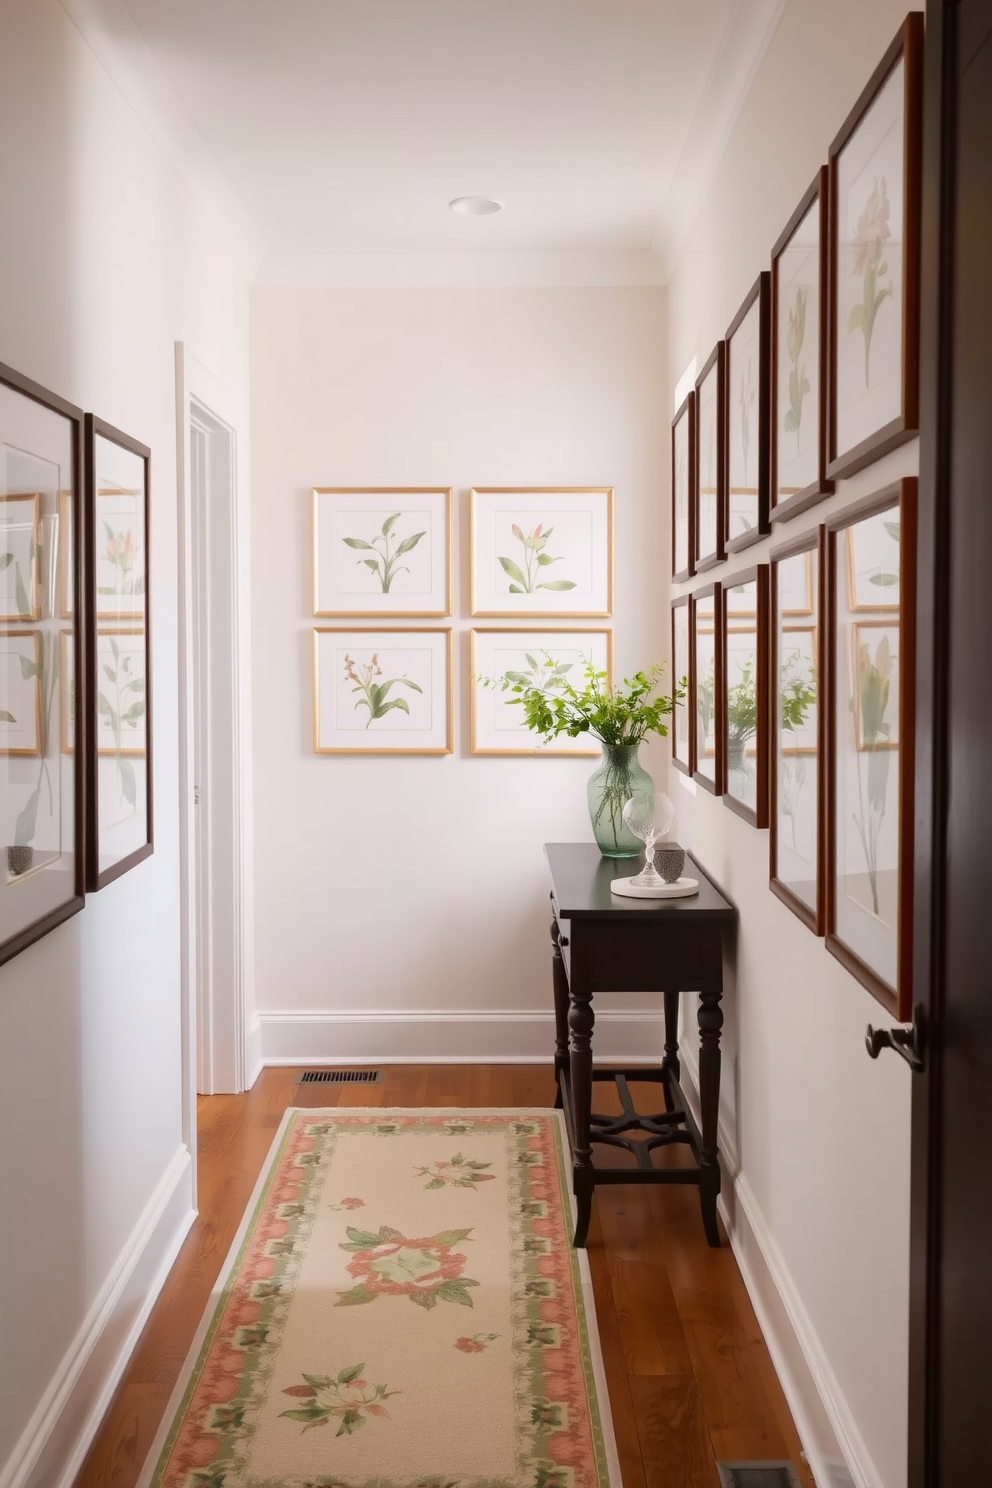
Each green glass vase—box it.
[587,743,654,858]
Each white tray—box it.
[610,875,699,900]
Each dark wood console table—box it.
[545,842,737,1248]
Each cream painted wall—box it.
[0,2,252,1483]
[249,287,669,1062]
[666,3,922,1487]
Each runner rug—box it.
[138,1108,621,1488]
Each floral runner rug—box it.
[137,1108,621,1488]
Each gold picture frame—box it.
[469,627,613,757]
[0,492,41,622]
[313,626,453,755]
[0,629,42,756]
[469,487,614,619]
[312,487,453,619]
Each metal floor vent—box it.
[717,1466,801,1488]
[296,1069,381,1085]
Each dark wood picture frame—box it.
[693,344,726,573]
[722,564,769,827]
[691,581,723,796]
[827,12,924,481]
[84,415,153,891]
[770,169,834,522]
[670,594,693,777]
[769,528,826,932]
[671,391,696,582]
[825,477,917,1021]
[724,274,771,554]
[0,360,86,966]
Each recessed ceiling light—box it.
[449,196,503,217]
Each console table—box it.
[545,842,737,1248]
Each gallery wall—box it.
[665,2,922,1487]
[0,2,252,1484]
[249,285,669,1064]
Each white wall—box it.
[666,3,921,1487]
[0,3,252,1484]
[250,286,669,1062]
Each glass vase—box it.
[587,743,654,858]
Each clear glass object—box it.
[587,744,654,857]
[622,791,676,886]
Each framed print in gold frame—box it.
[313,487,453,619]
[672,394,695,582]
[313,627,453,755]
[469,487,613,619]
[671,596,692,777]
[725,275,771,553]
[469,628,612,756]
[691,582,723,795]
[0,493,41,621]
[693,346,726,573]
[0,630,42,756]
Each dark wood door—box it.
[911,1,992,1481]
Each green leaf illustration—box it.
[335,1284,377,1307]
[103,665,116,684]
[381,513,400,537]
[338,1411,365,1436]
[118,756,136,807]
[883,521,901,542]
[435,1280,476,1307]
[409,1290,438,1309]
[15,788,40,847]
[395,531,426,555]
[337,1363,366,1385]
[509,583,523,593]
[301,1374,333,1389]
[280,1406,327,1423]
[19,654,40,680]
[848,303,865,333]
[498,556,528,587]
[536,580,578,591]
[433,1228,473,1246]
[0,710,14,723]
[0,552,13,570]
[345,1226,385,1247]
[14,566,30,617]
[869,573,899,588]
[342,537,375,550]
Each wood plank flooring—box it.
[72,1066,814,1488]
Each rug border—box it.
[134,1107,623,1488]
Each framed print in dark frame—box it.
[725,274,770,553]
[0,360,85,965]
[671,594,693,777]
[84,415,153,891]
[672,392,695,582]
[691,582,723,796]
[722,565,769,827]
[770,169,834,522]
[770,529,825,933]
[827,13,924,481]
[693,345,726,573]
[825,477,916,1021]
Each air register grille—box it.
[295,1069,381,1085]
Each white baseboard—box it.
[0,1145,196,1488]
[678,1057,875,1488]
[246,1011,263,1089]
[257,1007,668,1066]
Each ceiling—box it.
[66,0,787,283]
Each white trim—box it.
[246,1012,263,1090]
[253,247,666,290]
[678,1057,880,1488]
[0,1147,194,1488]
[258,1007,667,1066]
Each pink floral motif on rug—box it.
[140,1110,618,1488]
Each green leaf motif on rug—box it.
[414,1153,497,1190]
[279,1365,399,1436]
[336,1224,479,1309]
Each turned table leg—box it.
[568,981,595,1247]
[550,913,569,1111]
[662,988,681,1112]
[697,983,724,1247]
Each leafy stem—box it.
[98,636,145,808]
[497,524,577,595]
[344,651,422,728]
[342,512,425,594]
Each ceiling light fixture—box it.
[449,196,503,216]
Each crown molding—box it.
[58,0,266,271]
[253,247,667,290]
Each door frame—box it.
[175,344,256,1140]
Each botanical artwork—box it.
[0,494,40,621]
[726,626,759,801]
[313,488,451,618]
[696,365,720,563]
[672,603,690,767]
[95,487,145,619]
[693,594,718,783]
[834,58,907,461]
[672,398,692,577]
[779,549,814,616]
[471,488,612,618]
[96,628,147,827]
[728,298,762,541]
[138,1111,616,1488]
[314,628,452,754]
[834,513,903,988]
[470,629,610,756]
[848,508,900,609]
[775,197,821,503]
[0,631,42,756]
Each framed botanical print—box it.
[672,393,695,582]
[313,488,453,618]
[826,478,916,1019]
[469,628,611,756]
[722,566,769,827]
[313,627,452,755]
[470,487,613,618]
[725,275,770,551]
[770,531,825,932]
[693,346,726,573]
[0,360,84,965]
[691,583,723,795]
[671,596,692,776]
[770,169,833,522]
[828,13,924,480]
[85,416,152,889]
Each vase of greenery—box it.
[727,657,757,783]
[480,657,681,858]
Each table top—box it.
[544,842,737,923]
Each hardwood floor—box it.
[73,1066,814,1488]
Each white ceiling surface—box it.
[62,0,788,285]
